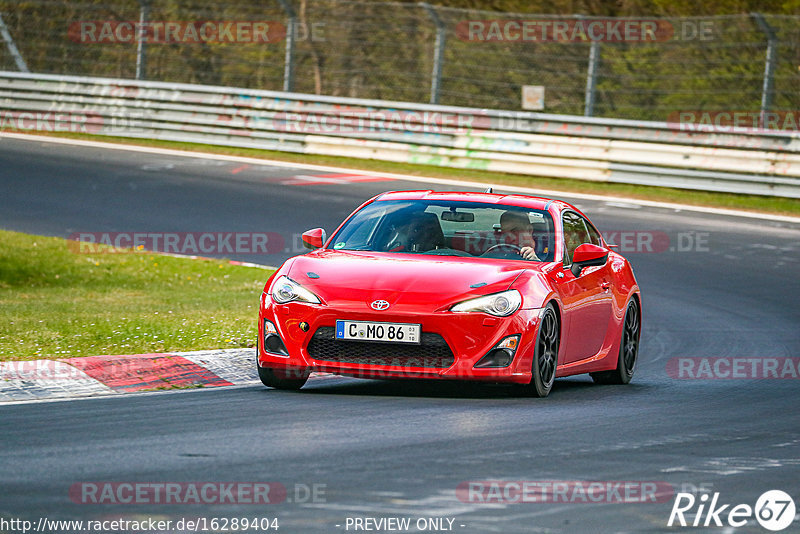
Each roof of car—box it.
[376,190,566,211]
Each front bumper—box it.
[257,297,543,384]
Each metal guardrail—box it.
[2,71,800,198]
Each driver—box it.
[499,210,539,260]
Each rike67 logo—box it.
[668,490,796,531]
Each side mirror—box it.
[570,243,609,277]
[301,228,326,250]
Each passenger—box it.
[385,209,444,252]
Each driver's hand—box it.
[519,246,539,260]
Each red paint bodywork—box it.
[258,191,641,385]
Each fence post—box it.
[420,3,446,105]
[277,0,296,93]
[751,13,777,124]
[135,0,150,80]
[0,13,28,72]
[584,40,600,117]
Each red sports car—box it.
[257,190,641,397]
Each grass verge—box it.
[6,130,800,217]
[0,229,272,362]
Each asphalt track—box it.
[1,136,800,533]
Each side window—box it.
[562,212,588,265]
[585,220,602,246]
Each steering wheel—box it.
[383,232,404,251]
[483,243,521,255]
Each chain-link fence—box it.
[1,0,799,122]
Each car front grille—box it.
[306,327,455,369]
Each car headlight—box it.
[451,289,522,317]
[271,275,321,304]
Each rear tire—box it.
[591,298,640,385]
[258,365,309,390]
[527,303,560,397]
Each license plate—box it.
[335,320,421,344]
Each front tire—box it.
[258,365,309,390]
[527,303,560,397]
[591,298,640,385]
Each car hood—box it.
[285,250,537,312]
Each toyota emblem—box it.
[370,300,390,311]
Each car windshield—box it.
[329,199,555,262]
